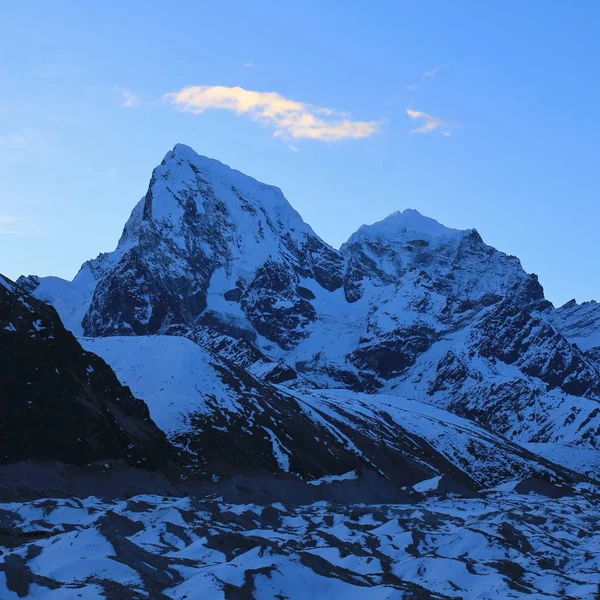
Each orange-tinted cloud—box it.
[406,109,460,136]
[164,86,382,142]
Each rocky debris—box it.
[0,487,598,598]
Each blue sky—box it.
[1,1,599,305]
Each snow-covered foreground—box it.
[1,488,598,599]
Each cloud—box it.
[122,89,141,108]
[0,129,45,163]
[407,61,457,92]
[243,61,257,69]
[406,109,460,136]
[0,133,29,146]
[86,85,142,108]
[0,216,29,236]
[422,65,443,79]
[164,85,382,142]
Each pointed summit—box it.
[346,208,464,245]
[35,144,344,342]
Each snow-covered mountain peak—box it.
[163,142,199,162]
[33,144,345,341]
[0,273,14,292]
[133,143,331,270]
[346,208,465,245]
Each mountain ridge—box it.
[16,144,600,482]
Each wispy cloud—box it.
[0,129,46,163]
[121,89,141,108]
[0,216,29,236]
[243,61,258,69]
[164,85,383,142]
[87,85,142,108]
[407,62,456,92]
[0,133,29,146]
[406,109,460,136]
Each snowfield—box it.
[0,488,598,599]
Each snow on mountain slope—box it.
[80,336,243,436]
[342,208,542,304]
[349,208,462,242]
[523,443,600,480]
[17,274,93,335]
[388,312,600,474]
[292,388,573,487]
[80,335,576,488]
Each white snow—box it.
[2,491,598,599]
[308,471,359,486]
[348,208,463,244]
[79,336,244,436]
[413,475,442,492]
[263,427,291,472]
[24,275,94,335]
[523,443,600,480]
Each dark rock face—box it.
[303,235,345,292]
[241,260,317,350]
[84,247,208,336]
[0,275,173,469]
[351,323,437,380]
[475,300,600,397]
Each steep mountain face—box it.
[339,212,600,457]
[35,144,343,350]
[552,298,600,355]
[79,335,572,489]
[18,144,600,480]
[334,210,548,384]
[0,274,173,469]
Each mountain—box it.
[7,145,600,600]
[552,298,600,354]
[18,144,600,481]
[0,273,174,469]
[20,144,343,347]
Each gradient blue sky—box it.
[1,1,599,305]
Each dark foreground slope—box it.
[0,274,173,470]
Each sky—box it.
[1,1,599,306]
